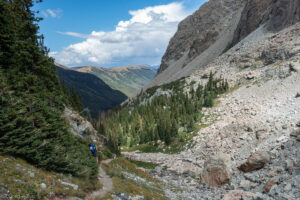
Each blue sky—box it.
[34,0,207,68]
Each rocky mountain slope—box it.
[56,64,127,118]
[149,0,300,88]
[124,21,300,199]
[75,65,156,97]
[120,0,300,198]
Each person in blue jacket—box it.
[90,140,99,163]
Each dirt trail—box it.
[86,159,113,200]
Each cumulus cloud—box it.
[41,9,62,18]
[53,2,190,67]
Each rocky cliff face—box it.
[232,0,275,45]
[158,0,245,74]
[267,0,300,31]
[152,0,300,88]
[233,0,300,45]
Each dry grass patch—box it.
[102,158,167,200]
[0,155,102,199]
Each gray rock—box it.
[290,129,300,137]
[40,183,46,189]
[282,125,288,130]
[58,180,78,190]
[284,159,294,173]
[133,195,144,200]
[182,169,196,178]
[256,130,266,140]
[284,183,292,192]
[154,166,162,174]
[28,171,35,178]
[120,193,129,200]
[239,179,251,190]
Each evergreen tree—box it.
[0,0,97,179]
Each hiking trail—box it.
[86,159,113,199]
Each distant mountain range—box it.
[74,65,157,97]
[55,63,156,117]
[56,64,127,118]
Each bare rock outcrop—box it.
[63,107,107,145]
[233,0,300,45]
[232,0,276,45]
[267,0,300,31]
[157,0,245,74]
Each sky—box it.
[33,0,207,68]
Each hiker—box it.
[90,140,99,163]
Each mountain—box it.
[56,64,128,118]
[106,0,300,199]
[74,65,156,97]
[149,0,300,88]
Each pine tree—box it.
[0,0,98,179]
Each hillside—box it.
[0,1,120,198]
[75,65,156,97]
[124,22,300,198]
[56,64,128,118]
[118,0,300,199]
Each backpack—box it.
[90,144,96,153]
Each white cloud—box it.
[41,9,62,18]
[53,2,190,67]
[57,31,88,38]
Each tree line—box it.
[94,72,229,153]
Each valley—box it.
[75,65,157,97]
[1,0,300,199]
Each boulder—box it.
[290,129,300,137]
[238,151,271,172]
[200,153,231,187]
[223,190,256,200]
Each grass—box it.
[127,159,159,170]
[0,155,102,199]
[102,158,167,200]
